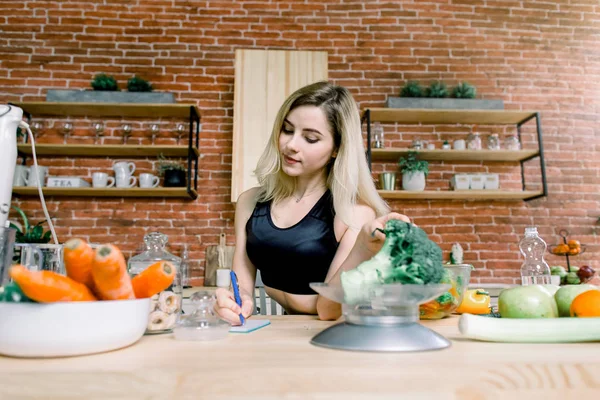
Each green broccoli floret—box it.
[340,219,445,304]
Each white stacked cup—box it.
[113,161,137,188]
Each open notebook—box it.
[229,319,270,333]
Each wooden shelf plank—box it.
[13,102,200,119]
[12,187,197,199]
[365,108,537,125]
[378,190,544,201]
[371,148,539,162]
[17,144,199,158]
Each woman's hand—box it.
[356,212,411,257]
[214,287,254,325]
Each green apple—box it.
[554,284,599,317]
[498,285,558,318]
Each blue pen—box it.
[230,270,245,325]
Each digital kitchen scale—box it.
[309,282,451,352]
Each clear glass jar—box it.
[466,132,482,150]
[128,232,182,334]
[505,134,521,150]
[173,291,230,341]
[486,134,500,150]
[372,122,384,148]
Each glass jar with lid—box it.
[504,134,521,150]
[486,134,501,150]
[466,132,482,150]
[128,232,182,334]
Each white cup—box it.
[427,143,435,150]
[12,165,30,187]
[92,172,115,188]
[216,268,231,288]
[139,173,160,188]
[453,139,466,150]
[115,174,137,188]
[113,161,136,176]
[25,166,48,187]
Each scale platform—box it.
[309,282,452,352]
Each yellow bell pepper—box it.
[455,289,490,314]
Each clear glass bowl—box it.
[419,264,472,320]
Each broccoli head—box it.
[340,219,445,304]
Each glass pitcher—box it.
[128,232,182,334]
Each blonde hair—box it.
[254,81,389,228]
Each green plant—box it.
[425,81,448,98]
[398,151,429,176]
[127,75,153,92]
[157,153,185,177]
[91,74,119,91]
[400,81,423,98]
[9,206,52,244]
[452,82,476,99]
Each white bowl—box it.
[0,298,150,358]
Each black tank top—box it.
[245,190,339,295]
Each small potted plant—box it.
[127,75,153,92]
[398,151,429,191]
[91,74,119,91]
[8,206,62,272]
[157,154,186,187]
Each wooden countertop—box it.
[0,315,598,399]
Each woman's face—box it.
[278,105,336,178]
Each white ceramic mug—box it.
[92,172,115,188]
[139,173,159,188]
[12,165,29,187]
[113,161,136,176]
[216,268,231,288]
[25,166,48,187]
[115,174,137,188]
[453,139,466,150]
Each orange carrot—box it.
[9,265,97,302]
[63,238,95,290]
[92,244,135,300]
[131,261,176,298]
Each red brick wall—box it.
[2,0,598,284]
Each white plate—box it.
[0,298,150,358]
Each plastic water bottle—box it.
[519,226,551,285]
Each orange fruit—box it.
[553,244,569,255]
[568,247,580,256]
[570,290,600,317]
[567,239,581,249]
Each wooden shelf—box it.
[17,144,199,158]
[12,187,197,199]
[371,148,539,162]
[378,190,544,201]
[365,108,537,125]
[13,102,200,119]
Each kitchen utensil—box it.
[309,282,451,352]
[0,298,150,357]
[204,233,234,286]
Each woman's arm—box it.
[316,212,411,320]
[214,187,259,324]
